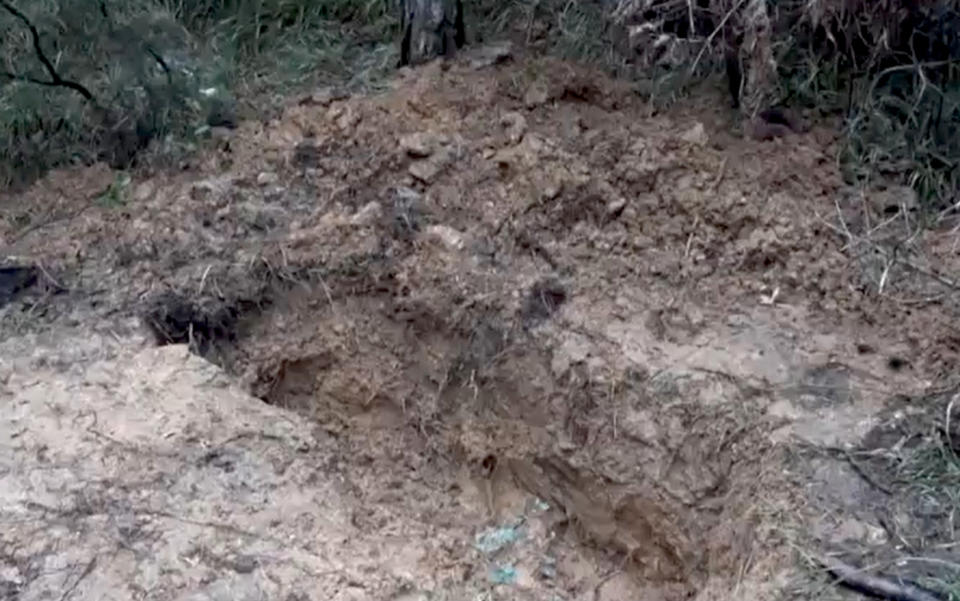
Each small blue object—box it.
[489,565,517,584]
[474,525,522,554]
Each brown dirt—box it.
[2,49,959,600]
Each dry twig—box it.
[816,555,945,601]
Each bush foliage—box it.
[0,0,395,189]
[602,0,960,210]
[1,0,958,208]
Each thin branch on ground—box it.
[816,555,944,601]
[947,394,958,456]
[58,556,97,601]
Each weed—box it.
[96,172,131,209]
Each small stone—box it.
[209,126,234,142]
[230,555,257,574]
[679,122,708,146]
[336,108,361,130]
[542,183,562,200]
[326,104,345,122]
[524,82,550,108]
[134,181,155,202]
[400,132,438,158]
[606,198,627,218]
[300,86,349,107]
[426,224,465,251]
[189,182,215,201]
[468,41,514,69]
[351,201,383,226]
[500,111,527,144]
[394,186,421,202]
[409,160,442,184]
[257,172,278,186]
[550,353,571,378]
[492,148,518,169]
[870,185,918,214]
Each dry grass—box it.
[779,389,960,600]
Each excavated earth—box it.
[1,51,959,601]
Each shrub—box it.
[0,0,397,189]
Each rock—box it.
[351,201,383,226]
[230,555,258,574]
[492,147,523,170]
[256,171,279,186]
[561,114,585,141]
[326,104,345,122]
[409,160,443,184]
[299,86,349,107]
[400,132,439,158]
[425,224,465,251]
[134,181,155,202]
[606,197,627,218]
[679,122,708,146]
[326,103,361,130]
[408,148,452,184]
[209,126,234,143]
[394,186,422,203]
[542,182,563,201]
[524,82,550,109]
[336,107,361,131]
[189,182,216,201]
[468,42,514,69]
[500,112,527,144]
[869,185,918,215]
[621,409,658,442]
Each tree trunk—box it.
[398,0,465,67]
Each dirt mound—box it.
[2,51,958,600]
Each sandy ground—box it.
[2,48,958,600]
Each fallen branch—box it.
[816,555,945,601]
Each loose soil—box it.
[2,49,959,601]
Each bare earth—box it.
[2,51,958,600]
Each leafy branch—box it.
[0,0,97,103]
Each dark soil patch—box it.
[143,290,266,357]
[0,266,38,308]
